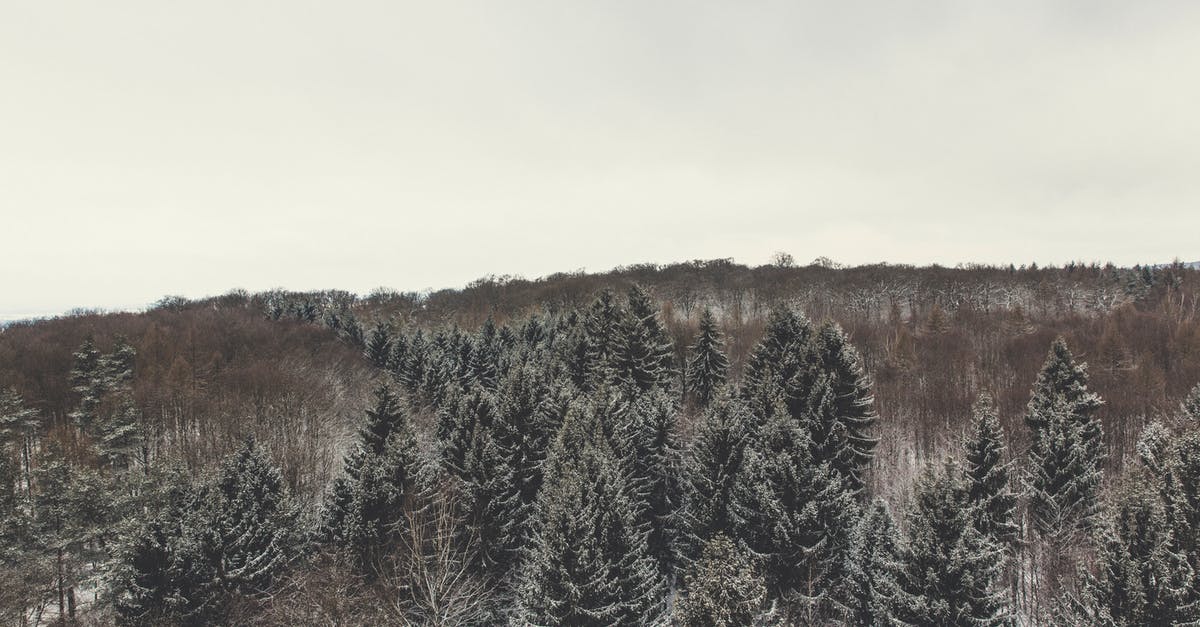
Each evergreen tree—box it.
[325,386,421,570]
[517,424,664,626]
[68,338,105,430]
[1064,482,1197,626]
[435,385,496,477]
[836,500,911,627]
[213,437,298,593]
[583,289,626,388]
[682,395,757,559]
[610,285,676,392]
[364,324,393,369]
[112,470,221,626]
[1161,432,1200,606]
[686,308,729,407]
[741,306,813,410]
[1025,338,1104,466]
[963,394,1019,549]
[621,388,685,577]
[1183,383,1200,422]
[802,322,879,495]
[675,535,768,627]
[903,460,1008,626]
[1027,400,1103,538]
[1025,339,1105,538]
[743,406,860,614]
[1136,421,1172,478]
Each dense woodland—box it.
[2,258,1200,625]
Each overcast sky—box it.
[2,1,1198,315]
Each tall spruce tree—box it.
[325,386,421,570]
[1182,383,1200,422]
[621,388,685,577]
[686,308,729,407]
[836,499,911,626]
[1025,339,1105,538]
[1027,400,1103,539]
[213,437,298,594]
[517,419,664,626]
[1161,432,1200,607]
[675,535,769,627]
[583,289,625,389]
[903,460,1009,626]
[1064,481,1197,626]
[682,394,758,560]
[610,285,676,392]
[744,406,860,611]
[963,393,1019,549]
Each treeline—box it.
[4,279,1200,624]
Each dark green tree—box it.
[517,421,664,626]
[836,499,912,626]
[903,460,1009,626]
[686,308,729,407]
[675,535,768,627]
[213,437,298,593]
[963,393,1019,549]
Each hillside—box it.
[2,258,1200,624]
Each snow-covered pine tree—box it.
[325,386,421,570]
[903,459,1009,626]
[743,405,860,616]
[468,317,501,390]
[1063,481,1197,626]
[583,289,625,390]
[364,324,393,369]
[686,307,729,408]
[1025,338,1104,469]
[610,285,676,392]
[1161,432,1200,607]
[621,387,686,577]
[802,322,879,495]
[213,437,298,594]
[1027,399,1103,539]
[1136,421,1173,477]
[68,338,105,430]
[112,469,222,625]
[435,385,496,478]
[1183,382,1200,422]
[675,534,768,627]
[516,418,665,626]
[681,394,758,562]
[741,306,813,412]
[963,393,1019,549]
[835,499,912,626]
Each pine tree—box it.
[682,395,757,560]
[686,308,729,407]
[743,406,860,614]
[1025,338,1104,465]
[435,385,496,477]
[802,322,879,495]
[1182,383,1200,422]
[1025,339,1105,538]
[325,386,421,570]
[517,424,664,625]
[1136,421,1172,477]
[1161,432,1200,607]
[675,535,768,627]
[112,469,221,626]
[903,460,1009,626]
[1027,400,1103,538]
[213,437,298,593]
[1064,481,1197,626]
[583,289,625,389]
[621,388,685,577]
[68,338,105,430]
[741,306,814,410]
[610,286,676,392]
[364,323,393,369]
[963,393,1019,549]
[836,500,911,626]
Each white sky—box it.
[2,1,1198,314]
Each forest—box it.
[2,258,1200,626]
